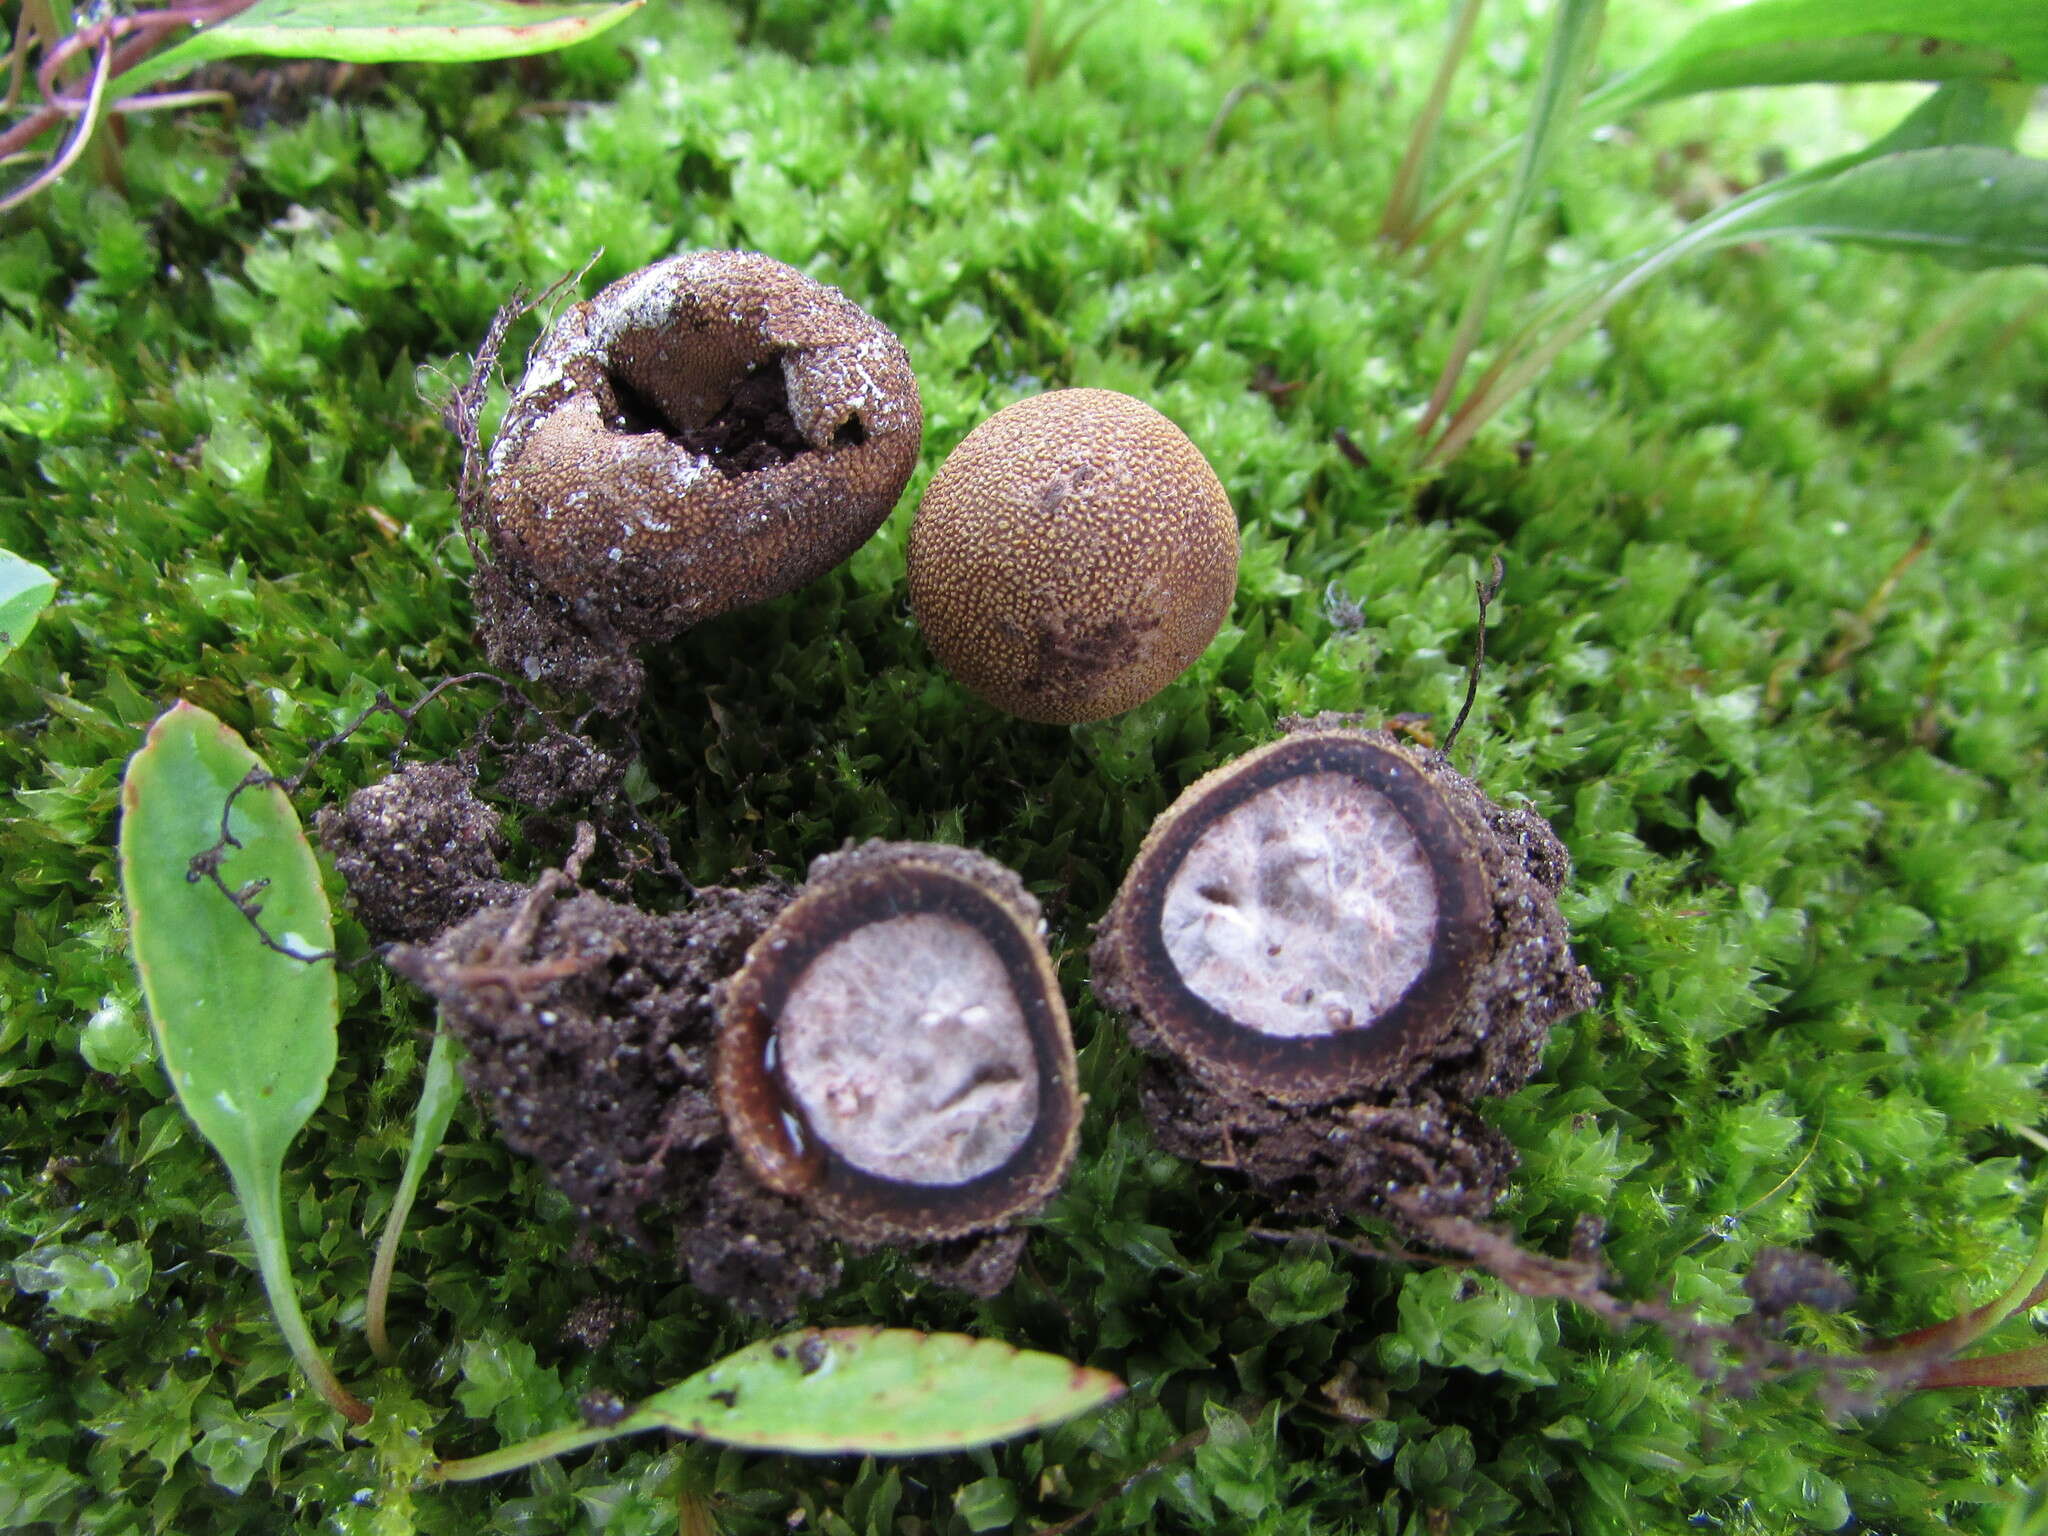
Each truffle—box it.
[484,250,922,645]
[907,388,1238,724]
[1092,718,1597,1219]
[717,840,1082,1247]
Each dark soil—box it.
[674,1151,845,1316]
[387,880,791,1238]
[1139,1068,1520,1223]
[314,761,522,945]
[468,557,649,718]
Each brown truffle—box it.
[907,389,1238,724]
[716,841,1082,1247]
[484,250,922,643]
[1092,719,1597,1219]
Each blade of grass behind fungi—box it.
[118,701,367,1424]
[366,1021,465,1365]
[111,0,645,99]
[0,549,56,666]
[1424,80,2041,465]
[1410,0,1605,446]
[1404,0,2048,249]
[435,1328,1126,1481]
[1377,0,1487,246]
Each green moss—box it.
[2,0,2046,1531]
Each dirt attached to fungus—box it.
[388,881,791,1236]
[314,761,522,945]
[328,741,1048,1312]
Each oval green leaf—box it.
[0,549,56,666]
[120,701,337,1170]
[114,0,644,99]
[436,1329,1124,1480]
[119,701,365,1422]
[632,1329,1125,1454]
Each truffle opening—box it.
[779,911,1040,1185]
[603,356,813,477]
[1160,771,1439,1038]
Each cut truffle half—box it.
[1093,730,1497,1103]
[1093,719,1597,1218]
[717,841,1082,1247]
[484,250,922,645]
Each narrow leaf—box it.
[114,0,643,98]
[1602,0,2048,115]
[1426,84,2046,465]
[119,701,365,1422]
[0,549,56,665]
[435,1329,1124,1480]
[1697,145,2048,269]
[1409,3,2039,242]
[367,1022,464,1363]
[633,1329,1124,1453]
[1414,0,1606,441]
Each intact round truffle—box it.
[907,389,1238,724]
[1092,719,1597,1218]
[717,841,1082,1246]
[484,251,922,643]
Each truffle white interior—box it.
[1160,771,1439,1037]
[778,913,1039,1185]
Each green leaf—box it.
[121,702,335,1170]
[1415,0,1607,442]
[1427,82,2045,465]
[436,1329,1124,1480]
[113,0,644,99]
[1699,146,2048,270]
[0,549,56,666]
[367,1022,464,1363]
[118,701,365,1423]
[1603,0,2048,114]
[634,1330,1123,1453]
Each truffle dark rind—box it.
[1092,720,1597,1219]
[907,389,1239,724]
[484,250,922,643]
[716,840,1082,1247]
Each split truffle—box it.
[717,841,1083,1249]
[483,250,923,647]
[1092,718,1597,1220]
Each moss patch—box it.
[2,1,2046,1532]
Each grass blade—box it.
[113,0,644,98]
[1407,0,2043,246]
[118,701,365,1424]
[1378,0,1487,245]
[1705,145,2048,268]
[0,548,56,665]
[1412,0,1606,442]
[1426,81,2038,465]
[366,1021,464,1365]
[435,1328,1124,1479]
